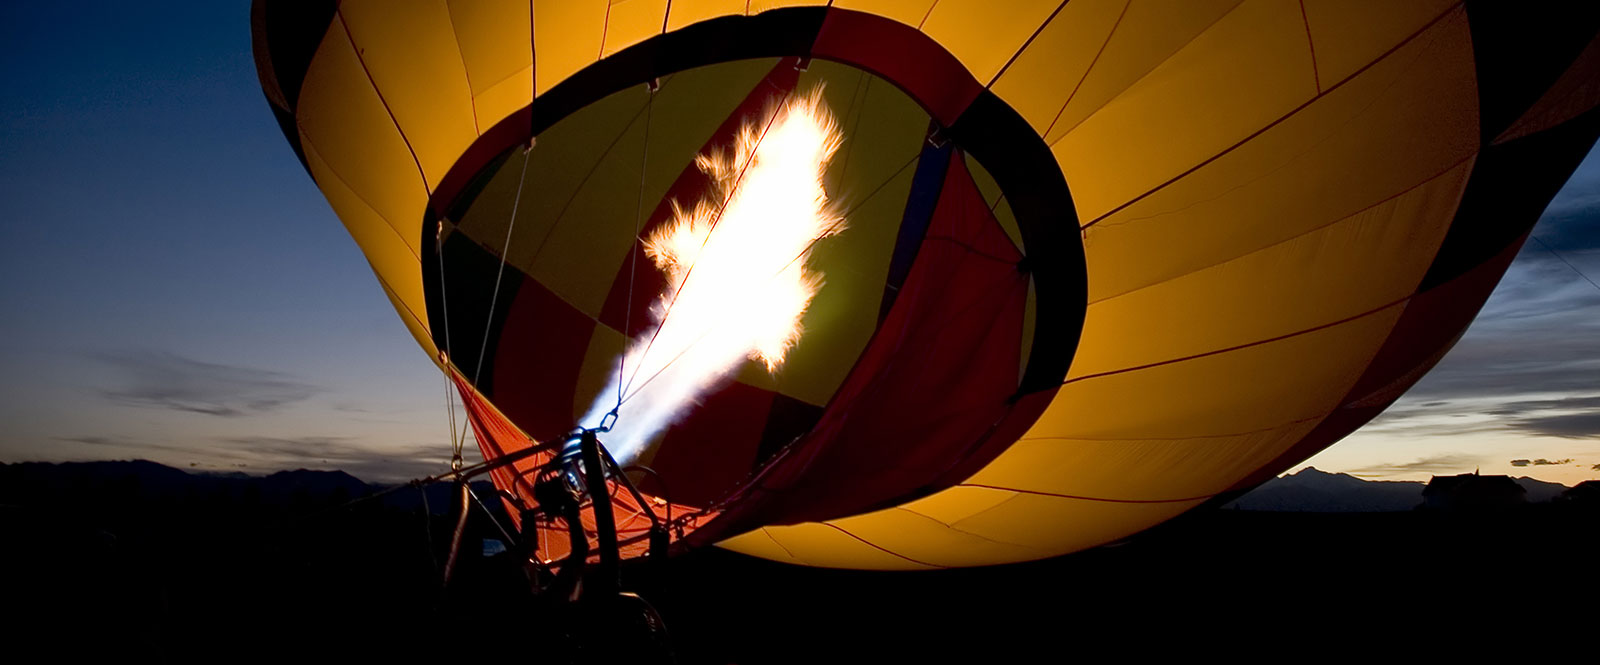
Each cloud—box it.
[1348,454,1483,477]
[1509,458,1574,467]
[1359,392,1600,441]
[1484,394,1600,416]
[90,349,317,417]
[1507,412,1600,439]
[53,434,193,455]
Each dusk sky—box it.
[3,2,1597,485]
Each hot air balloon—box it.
[252,0,1600,572]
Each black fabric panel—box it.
[751,394,825,473]
[880,125,953,321]
[528,9,828,139]
[250,0,337,111]
[422,230,524,395]
[1465,0,1600,143]
[949,91,1085,396]
[1419,103,1600,291]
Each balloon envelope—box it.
[254,0,1600,569]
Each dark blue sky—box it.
[1,2,450,480]
[1,1,1596,483]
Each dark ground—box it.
[2,461,1594,662]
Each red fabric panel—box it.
[691,151,1034,536]
[928,387,1059,491]
[812,10,983,127]
[490,279,596,442]
[646,382,777,506]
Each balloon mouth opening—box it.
[421,12,1087,562]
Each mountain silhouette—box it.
[0,459,495,516]
[1227,467,1575,511]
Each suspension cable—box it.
[470,142,535,390]
[615,80,656,417]
[1532,234,1600,294]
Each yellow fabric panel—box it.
[601,0,669,58]
[963,151,1002,207]
[830,0,937,27]
[962,155,1024,250]
[465,91,648,291]
[924,493,1201,562]
[522,110,653,315]
[525,62,780,316]
[966,419,1321,501]
[1042,0,1243,145]
[445,0,533,130]
[1301,0,1460,88]
[895,484,1013,524]
[534,0,609,96]
[748,0,830,11]
[919,0,1064,85]
[826,507,1051,568]
[663,0,746,32]
[452,61,781,319]
[1080,9,1477,302]
[1072,160,1473,378]
[1042,302,1405,441]
[728,491,1204,569]
[989,0,1128,135]
[1054,0,1317,223]
[296,16,429,257]
[339,1,479,188]
[474,66,535,132]
[451,91,647,316]
[718,524,937,569]
[301,139,431,350]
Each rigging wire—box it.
[1531,234,1600,294]
[615,81,656,419]
[435,221,463,469]
[467,484,518,546]
[445,140,534,472]
[471,144,536,389]
[444,373,462,471]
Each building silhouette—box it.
[1420,472,1526,511]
